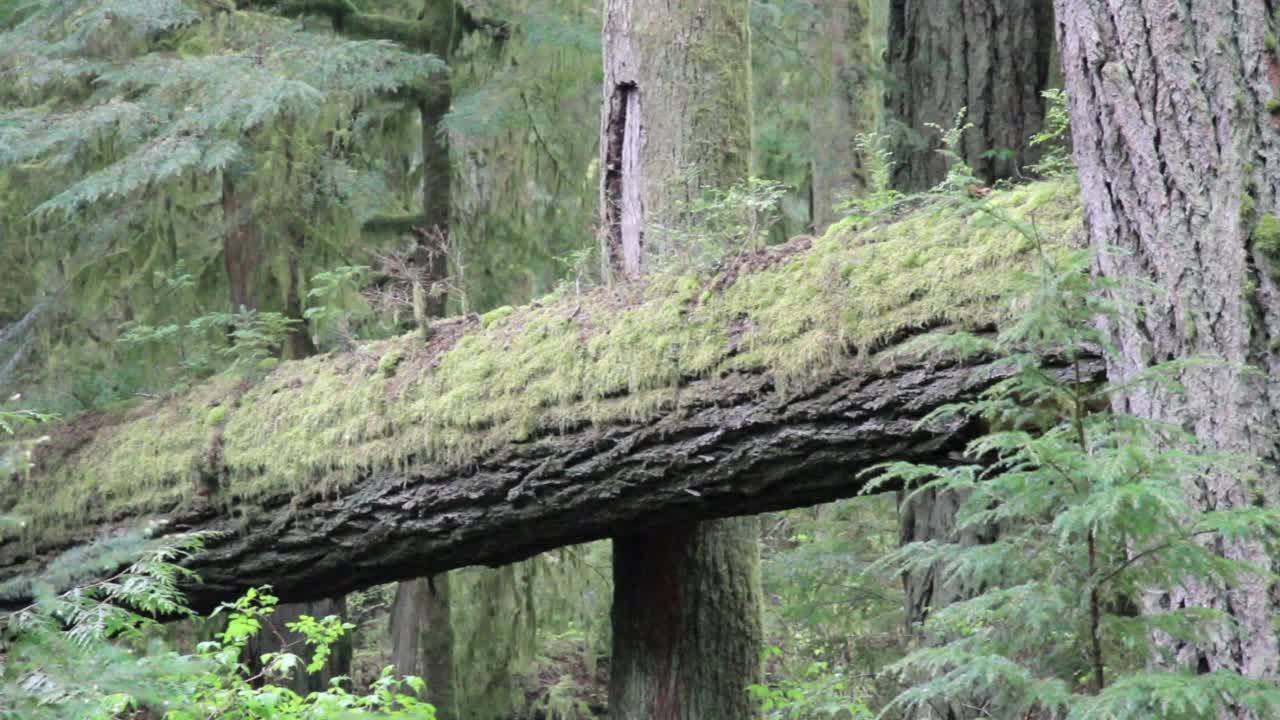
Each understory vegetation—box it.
[5,0,1279,719]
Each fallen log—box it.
[0,180,1088,611]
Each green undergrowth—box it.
[4,179,1082,541]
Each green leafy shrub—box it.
[0,534,437,719]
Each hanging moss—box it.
[4,179,1082,541]
[1254,214,1280,266]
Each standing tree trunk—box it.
[808,0,876,233]
[220,171,259,313]
[1055,0,1280,696]
[610,519,762,720]
[601,1,763,718]
[599,0,754,280]
[886,6,1051,714]
[897,488,997,633]
[245,595,353,694]
[390,4,459,711]
[886,0,1054,190]
[413,80,452,320]
[391,575,456,719]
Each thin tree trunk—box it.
[886,0,1054,190]
[809,0,876,233]
[283,225,316,360]
[392,5,455,706]
[1055,0,1280,700]
[220,172,259,313]
[601,0,762,717]
[414,82,451,319]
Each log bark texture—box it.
[887,0,1054,190]
[1055,0,1280,698]
[0,353,1104,613]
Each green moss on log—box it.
[3,180,1081,541]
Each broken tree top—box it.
[1,180,1088,609]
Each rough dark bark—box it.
[898,487,995,632]
[609,517,762,720]
[0,349,1104,615]
[809,0,875,232]
[283,225,317,361]
[391,574,456,719]
[1055,0,1280,694]
[886,0,1054,190]
[245,595,353,694]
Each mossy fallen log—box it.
[0,180,1097,611]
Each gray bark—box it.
[1055,0,1280,700]
[599,0,753,279]
[809,0,876,232]
[0,352,1104,614]
[391,574,456,718]
[898,487,996,633]
[886,0,1054,190]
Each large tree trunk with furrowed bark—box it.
[886,0,1054,190]
[1055,0,1280,707]
[886,7,1048,712]
[601,1,762,717]
[610,517,762,720]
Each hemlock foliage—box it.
[868,245,1280,718]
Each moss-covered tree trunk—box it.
[601,1,763,717]
[220,171,259,313]
[391,575,456,719]
[413,79,451,319]
[886,0,1054,189]
[600,0,753,280]
[1056,0,1280,700]
[808,0,875,232]
[389,4,464,711]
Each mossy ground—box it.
[3,179,1082,541]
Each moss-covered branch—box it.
[362,213,425,235]
[0,181,1088,611]
[244,0,506,52]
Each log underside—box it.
[0,349,1103,612]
